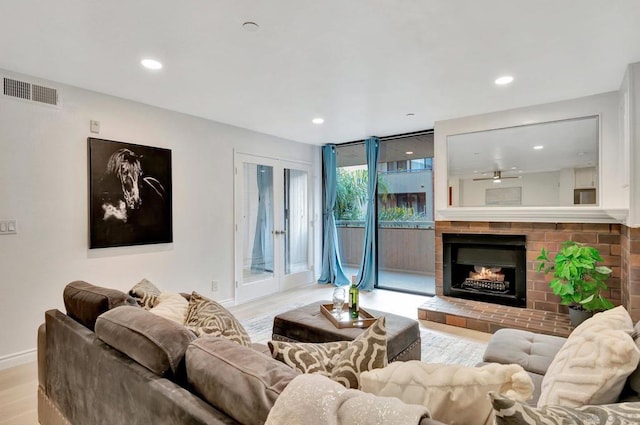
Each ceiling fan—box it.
[473,170,520,182]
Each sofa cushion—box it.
[538,306,640,407]
[128,278,162,310]
[491,391,640,424]
[95,305,196,377]
[269,317,387,389]
[186,335,299,425]
[63,280,137,330]
[184,291,251,346]
[149,292,189,324]
[360,361,534,425]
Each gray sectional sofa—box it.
[38,280,640,424]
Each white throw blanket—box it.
[265,374,431,425]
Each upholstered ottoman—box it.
[272,301,421,362]
[482,328,567,404]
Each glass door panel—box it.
[284,168,309,275]
[376,135,435,295]
[243,163,274,283]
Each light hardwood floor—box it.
[0,284,491,425]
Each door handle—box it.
[272,230,287,235]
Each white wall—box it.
[0,69,321,368]
[621,63,640,226]
[434,91,626,222]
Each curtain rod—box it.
[333,129,434,147]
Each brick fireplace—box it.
[434,221,625,313]
[418,220,640,335]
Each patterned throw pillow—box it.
[184,291,251,347]
[268,340,350,376]
[490,391,640,425]
[538,306,640,407]
[129,278,161,310]
[268,317,387,389]
[361,362,533,425]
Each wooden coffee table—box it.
[272,301,421,362]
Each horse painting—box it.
[89,138,172,248]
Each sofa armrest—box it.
[37,322,46,390]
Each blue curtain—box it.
[355,137,380,290]
[318,145,349,286]
[251,165,274,273]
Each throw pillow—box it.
[360,361,534,425]
[128,278,161,310]
[538,306,640,408]
[184,291,251,346]
[490,391,640,425]
[268,317,387,389]
[149,292,189,324]
[268,340,349,377]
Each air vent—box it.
[32,84,57,105]
[4,78,31,100]
[2,76,60,107]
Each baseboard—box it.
[0,347,37,370]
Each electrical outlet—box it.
[211,280,218,292]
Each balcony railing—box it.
[336,221,435,274]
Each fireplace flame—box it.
[469,266,505,282]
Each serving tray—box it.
[320,303,377,329]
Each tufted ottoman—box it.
[272,301,421,362]
[481,328,567,404]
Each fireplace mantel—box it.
[436,207,627,224]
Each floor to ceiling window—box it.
[333,132,435,295]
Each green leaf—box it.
[595,266,612,275]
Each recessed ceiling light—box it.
[312,117,324,125]
[473,171,478,174]
[242,22,260,32]
[405,151,414,155]
[494,75,514,85]
[141,58,163,70]
[511,167,517,170]
[533,145,544,150]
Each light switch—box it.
[0,220,17,234]
[90,120,100,133]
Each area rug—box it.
[241,305,486,366]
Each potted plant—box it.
[536,241,614,326]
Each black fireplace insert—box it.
[443,233,526,307]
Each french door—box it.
[234,153,313,304]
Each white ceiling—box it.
[1,1,639,145]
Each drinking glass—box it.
[332,287,346,318]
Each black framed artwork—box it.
[88,138,173,248]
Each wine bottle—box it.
[349,281,359,319]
